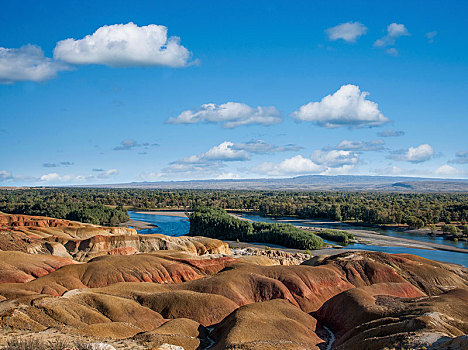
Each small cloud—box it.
[311,150,359,167]
[0,170,13,181]
[97,169,119,179]
[177,141,250,164]
[377,129,405,137]
[291,84,389,128]
[114,139,139,151]
[386,48,398,56]
[113,139,158,151]
[54,22,194,68]
[40,173,61,182]
[60,161,74,166]
[251,155,323,176]
[166,102,282,128]
[434,164,464,178]
[390,144,434,163]
[216,172,240,180]
[374,23,410,48]
[426,31,437,43]
[231,140,302,154]
[448,150,468,164]
[326,22,367,43]
[333,139,385,152]
[374,165,405,175]
[42,161,74,168]
[0,45,69,84]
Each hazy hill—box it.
[88,175,468,192]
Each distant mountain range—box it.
[85,175,468,192]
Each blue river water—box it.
[241,214,468,250]
[128,211,468,267]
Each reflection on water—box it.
[128,211,468,267]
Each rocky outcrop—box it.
[0,251,75,283]
[0,212,230,261]
[0,212,467,350]
[212,299,323,350]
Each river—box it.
[128,211,468,267]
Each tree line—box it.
[1,188,467,229]
[189,206,324,250]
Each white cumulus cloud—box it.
[252,155,323,176]
[311,150,359,167]
[291,84,389,128]
[434,164,464,178]
[97,169,119,179]
[391,144,434,163]
[0,45,68,84]
[326,22,367,42]
[167,102,282,128]
[374,23,409,47]
[54,22,193,68]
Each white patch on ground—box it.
[61,289,83,298]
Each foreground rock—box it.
[0,213,467,349]
[0,250,466,349]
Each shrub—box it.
[315,229,354,245]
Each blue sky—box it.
[1,0,467,185]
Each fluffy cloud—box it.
[251,149,359,176]
[40,168,118,183]
[0,170,13,181]
[252,155,323,176]
[390,144,434,163]
[160,141,303,178]
[377,129,405,137]
[292,85,389,128]
[167,102,282,128]
[449,151,468,164]
[374,23,409,47]
[231,140,302,154]
[54,22,192,67]
[333,139,385,152]
[177,142,250,164]
[0,45,68,84]
[97,169,119,179]
[40,173,62,182]
[434,164,464,178]
[326,22,367,42]
[311,150,359,167]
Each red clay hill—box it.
[0,212,467,349]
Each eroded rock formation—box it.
[0,213,467,349]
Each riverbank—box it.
[119,219,157,230]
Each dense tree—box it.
[189,206,324,250]
[1,188,467,232]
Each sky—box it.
[1,0,467,186]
